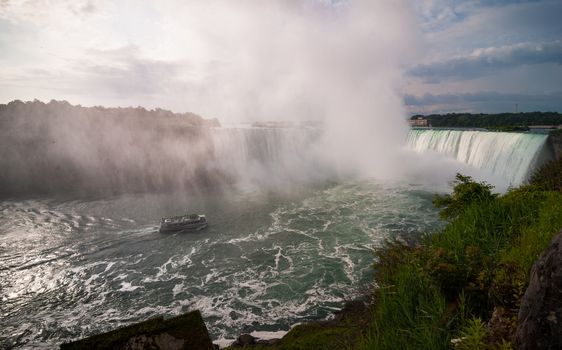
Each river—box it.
[0,180,442,348]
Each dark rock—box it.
[516,231,562,350]
[60,310,214,350]
[333,299,370,323]
[231,333,256,348]
[549,131,562,160]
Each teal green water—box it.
[0,180,443,348]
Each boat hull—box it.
[159,222,208,233]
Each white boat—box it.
[159,213,208,232]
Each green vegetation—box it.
[224,312,370,350]
[273,323,360,350]
[529,158,562,193]
[433,174,497,220]
[410,112,562,128]
[486,125,529,132]
[358,165,562,350]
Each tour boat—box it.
[159,213,208,232]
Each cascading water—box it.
[209,127,325,187]
[407,129,552,186]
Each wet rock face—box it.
[516,231,562,350]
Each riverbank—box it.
[354,161,562,349]
[222,297,372,349]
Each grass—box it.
[223,321,366,350]
[358,263,449,350]
[358,165,562,350]
[224,299,372,350]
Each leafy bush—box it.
[433,174,497,220]
[529,157,562,193]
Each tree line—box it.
[411,112,562,128]
[0,99,223,197]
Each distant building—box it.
[409,117,430,127]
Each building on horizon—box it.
[409,117,430,127]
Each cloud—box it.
[413,0,545,33]
[410,41,562,82]
[0,44,191,102]
[78,46,188,97]
[0,0,98,22]
[405,1,562,112]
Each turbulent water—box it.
[2,127,550,349]
[407,129,551,186]
[0,180,443,349]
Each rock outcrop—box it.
[231,334,256,347]
[516,230,562,350]
[60,310,214,350]
[225,298,371,349]
[549,130,562,160]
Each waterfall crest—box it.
[407,129,551,186]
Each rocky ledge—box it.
[224,297,372,349]
[59,297,371,350]
[516,230,562,349]
[60,310,214,350]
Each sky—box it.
[0,0,561,118]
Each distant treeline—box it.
[0,99,219,129]
[411,112,562,128]
[0,99,223,197]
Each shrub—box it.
[433,174,497,220]
[529,157,562,193]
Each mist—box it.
[2,1,506,197]
[118,0,426,190]
[165,0,504,187]
[0,100,225,196]
[164,0,422,177]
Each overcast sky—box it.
[0,0,561,118]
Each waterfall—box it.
[407,129,552,186]
[209,127,323,186]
